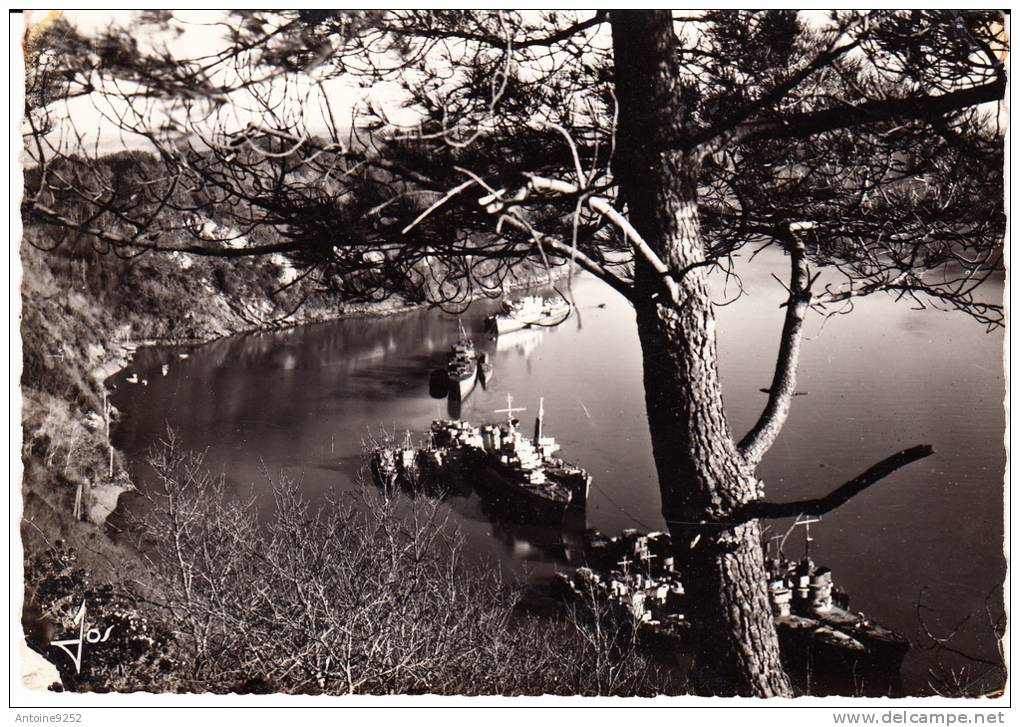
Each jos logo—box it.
[50,601,114,673]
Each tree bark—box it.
[738,233,811,467]
[610,10,792,697]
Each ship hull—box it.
[545,467,590,509]
[478,362,494,387]
[775,614,908,695]
[468,456,571,524]
[807,605,910,667]
[448,364,477,400]
[487,304,570,335]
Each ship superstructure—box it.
[370,430,421,490]
[486,295,570,335]
[555,524,910,681]
[447,318,478,400]
[371,394,590,521]
[467,395,573,516]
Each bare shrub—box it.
[23,540,178,693]
[126,433,678,695]
[916,586,1007,698]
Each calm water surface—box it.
[111,248,1005,695]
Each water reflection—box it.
[484,507,588,565]
[109,250,1005,695]
[446,394,461,421]
[495,327,545,357]
[428,368,448,399]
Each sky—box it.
[19,9,791,156]
[23,10,421,156]
[21,10,1007,159]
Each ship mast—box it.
[494,393,526,429]
[778,515,821,560]
[803,518,816,560]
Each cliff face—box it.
[17,152,590,694]
[18,229,352,573]
[18,145,569,611]
[19,220,565,565]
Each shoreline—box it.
[22,249,607,575]
[91,265,578,525]
[100,265,575,384]
[19,255,576,682]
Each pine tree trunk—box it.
[611,10,793,697]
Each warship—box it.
[765,519,910,674]
[485,295,570,335]
[447,319,477,400]
[372,395,590,522]
[370,430,421,491]
[369,430,464,498]
[466,395,588,521]
[555,522,909,681]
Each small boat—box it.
[486,295,570,335]
[477,352,494,387]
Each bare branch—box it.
[719,77,1005,149]
[738,230,812,466]
[735,444,934,522]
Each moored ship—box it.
[485,295,570,335]
[370,430,421,491]
[477,352,494,387]
[554,524,910,687]
[373,395,591,522]
[467,395,581,521]
[447,319,477,400]
[370,430,464,497]
[765,523,910,674]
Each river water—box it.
[110,248,1006,696]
